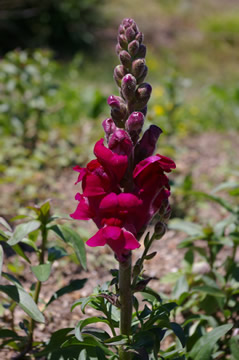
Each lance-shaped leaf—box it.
[0,284,44,323]
[0,217,12,231]
[7,220,41,246]
[189,324,233,360]
[169,219,204,237]
[75,317,111,342]
[46,279,87,307]
[50,225,87,270]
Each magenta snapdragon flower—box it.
[70,18,176,262]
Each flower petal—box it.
[94,139,128,182]
[70,194,93,220]
[122,229,140,250]
[86,229,107,247]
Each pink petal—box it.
[94,139,128,182]
[99,193,118,211]
[103,226,122,240]
[70,195,93,220]
[155,154,176,172]
[122,229,140,250]
[86,229,107,247]
[83,173,107,196]
[73,166,87,185]
[118,193,142,209]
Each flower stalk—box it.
[119,254,132,360]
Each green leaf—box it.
[230,336,239,360]
[7,220,41,246]
[31,263,52,282]
[173,275,189,299]
[12,244,31,263]
[104,334,128,345]
[0,217,12,231]
[46,279,87,307]
[170,322,186,347]
[40,201,51,217]
[189,324,233,360]
[75,317,110,342]
[21,238,38,251]
[192,285,225,297]
[212,181,239,194]
[0,245,3,277]
[0,284,44,323]
[51,225,87,270]
[0,229,9,241]
[0,329,21,339]
[48,246,68,261]
[145,252,157,260]
[169,219,204,237]
[192,191,235,213]
[35,328,74,356]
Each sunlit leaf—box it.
[169,219,204,237]
[31,262,52,282]
[0,284,44,323]
[0,217,12,231]
[7,220,41,246]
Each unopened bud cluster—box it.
[106,18,151,142]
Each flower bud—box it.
[119,50,132,69]
[125,27,136,42]
[163,207,171,222]
[113,65,127,87]
[118,34,128,49]
[154,221,167,239]
[107,95,122,108]
[108,129,133,156]
[134,125,162,162]
[135,83,152,109]
[137,44,146,59]
[121,74,137,101]
[107,95,128,126]
[116,43,123,55]
[118,24,125,34]
[102,118,117,140]
[128,40,139,57]
[126,111,144,132]
[122,18,134,29]
[137,65,148,84]
[132,58,146,78]
[136,32,144,43]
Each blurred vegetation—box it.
[0,0,239,215]
[0,0,104,55]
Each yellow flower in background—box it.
[153,104,164,116]
[154,86,164,98]
[147,57,158,71]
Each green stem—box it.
[119,255,132,360]
[28,225,47,350]
[131,233,155,290]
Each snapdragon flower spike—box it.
[71,18,176,262]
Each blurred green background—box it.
[1,0,239,217]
